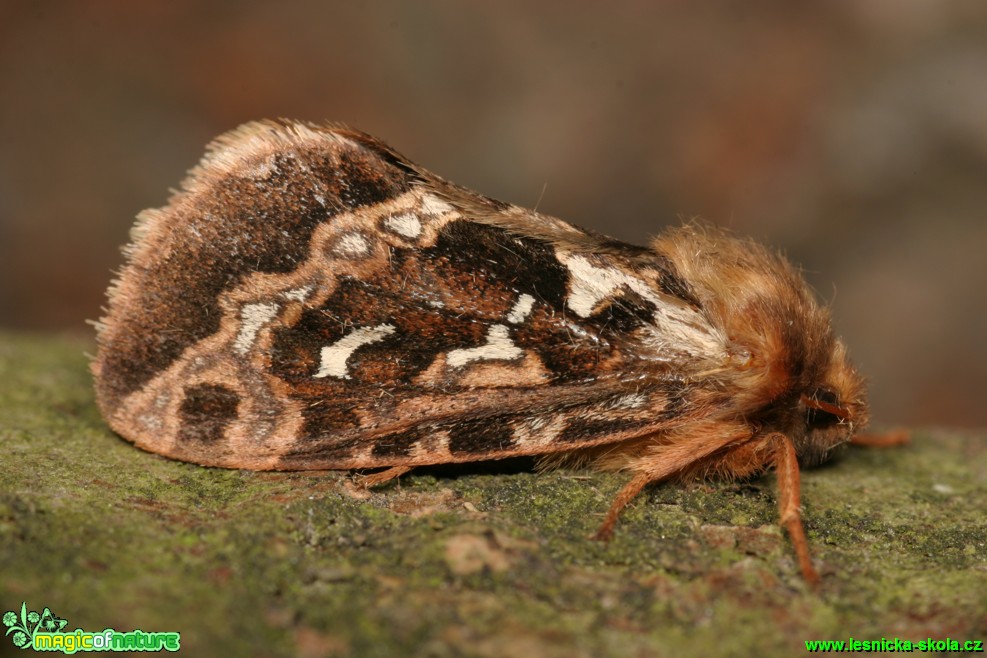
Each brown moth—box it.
[92,120,903,585]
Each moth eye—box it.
[806,407,840,429]
[812,388,839,407]
[803,387,845,429]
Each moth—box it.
[92,120,902,585]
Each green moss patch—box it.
[1,333,985,656]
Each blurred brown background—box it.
[2,1,985,428]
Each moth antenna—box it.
[800,393,851,421]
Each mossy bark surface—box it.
[2,332,985,657]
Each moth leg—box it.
[594,472,653,541]
[770,432,821,587]
[359,465,413,488]
[850,428,909,448]
[593,423,754,541]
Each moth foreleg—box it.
[769,432,820,586]
[850,428,909,448]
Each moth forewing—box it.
[93,119,885,585]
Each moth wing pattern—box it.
[92,120,729,472]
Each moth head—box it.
[650,225,870,465]
[794,338,869,466]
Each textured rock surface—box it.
[1,333,985,656]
